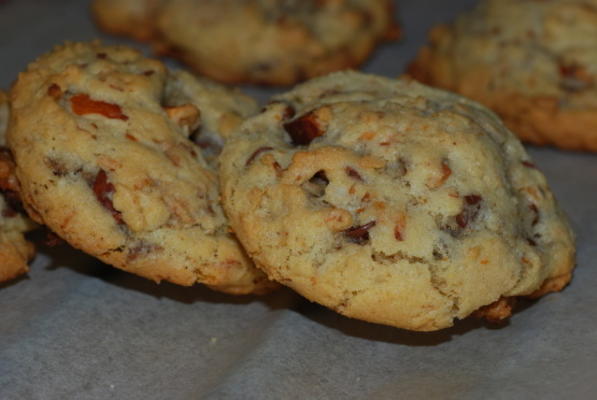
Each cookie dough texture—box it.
[408,0,597,151]
[8,41,275,294]
[220,71,576,330]
[0,91,35,283]
[92,0,399,85]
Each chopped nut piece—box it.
[47,83,62,100]
[345,166,363,181]
[164,104,201,132]
[344,221,376,244]
[283,111,324,145]
[70,94,128,121]
[93,169,123,224]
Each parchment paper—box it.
[1,1,596,399]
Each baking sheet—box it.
[1,0,596,399]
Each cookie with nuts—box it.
[408,0,597,151]
[91,0,163,41]
[8,41,275,294]
[0,91,35,283]
[220,71,575,330]
[92,0,400,85]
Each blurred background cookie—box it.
[92,0,400,85]
[7,42,275,294]
[0,90,35,283]
[220,71,576,331]
[408,0,597,152]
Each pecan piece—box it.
[455,195,482,229]
[93,169,123,224]
[344,221,376,245]
[345,167,363,181]
[394,214,407,241]
[521,160,537,169]
[283,111,324,145]
[282,105,295,120]
[47,83,63,100]
[427,159,452,189]
[70,94,128,121]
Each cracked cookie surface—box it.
[220,71,576,330]
[0,91,35,283]
[408,0,597,151]
[8,41,275,294]
[92,0,399,85]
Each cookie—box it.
[91,0,163,41]
[0,91,35,283]
[92,0,400,85]
[408,0,597,151]
[8,41,275,294]
[219,71,576,331]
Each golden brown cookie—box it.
[408,0,597,151]
[8,41,275,294]
[0,91,35,283]
[220,71,576,331]
[92,0,400,85]
[91,0,163,41]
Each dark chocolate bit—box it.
[245,146,274,167]
[344,221,376,245]
[93,169,124,224]
[96,52,107,59]
[527,238,537,247]
[283,111,324,146]
[455,195,482,229]
[345,167,363,181]
[143,70,155,76]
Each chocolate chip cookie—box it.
[92,0,400,85]
[8,41,275,294]
[408,0,597,151]
[220,71,576,330]
[0,91,35,283]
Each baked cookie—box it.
[220,71,576,331]
[0,91,35,283]
[408,0,597,151]
[91,0,163,41]
[92,0,400,85]
[8,41,275,294]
